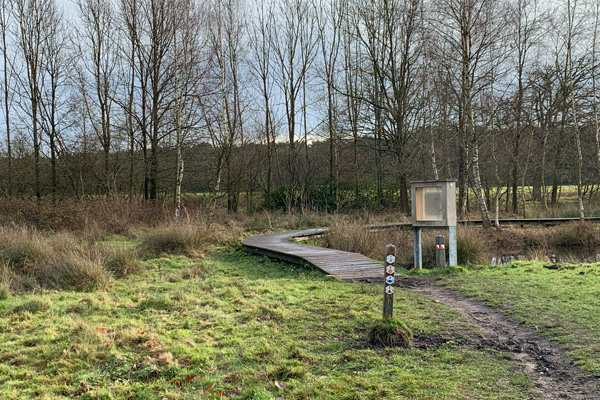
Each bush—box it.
[553,222,600,250]
[38,251,109,291]
[368,317,413,348]
[457,227,488,265]
[138,221,243,258]
[0,263,12,299]
[103,248,143,278]
[139,225,204,258]
[267,185,337,212]
[324,220,381,259]
[0,227,112,292]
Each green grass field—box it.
[0,242,532,400]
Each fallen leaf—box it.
[138,330,145,335]
[205,382,216,393]
[185,375,196,382]
[173,379,183,387]
[215,342,224,349]
[274,381,286,391]
[217,390,226,398]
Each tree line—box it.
[1,0,599,224]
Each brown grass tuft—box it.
[552,222,600,250]
[0,227,111,292]
[103,247,142,278]
[323,220,381,259]
[138,221,243,258]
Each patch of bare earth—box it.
[399,278,599,400]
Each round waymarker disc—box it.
[386,266,395,275]
[386,276,395,284]
[385,286,394,295]
[386,254,396,264]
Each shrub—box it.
[0,263,12,299]
[0,229,51,273]
[553,222,600,250]
[457,227,488,265]
[0,227,112,292]
[37,251,110,291]
[368,317,413,348]
[103,248,142,278]
[324,220,381,259]
[139,224,206,258]
[138,221,243,258]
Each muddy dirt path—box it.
[399,278,599,400]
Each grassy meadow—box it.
[0,197,598,399]
[0,242,533,399]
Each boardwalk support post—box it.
[448,226,457,266]
[413,228,422,269]
[383,244,396,320]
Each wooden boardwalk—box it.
[241,217,600,281]
[241,229,384,281]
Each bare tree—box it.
[508,0,542,214]
[14,0,56,199]
[565,0,585,218]
[172,0,204,218]
[248,0,276,210]
[435,0,506,227]
[201,0,248,212]
[270,0,318,188]
[316,0,344,209]
[38,2,70,197]
[0,0,13,196]
[74,0,120,194]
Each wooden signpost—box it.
[383,244,396,320]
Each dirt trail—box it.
[399,278,599,400]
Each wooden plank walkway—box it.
[241,217,600,281]
[241,229,384,281]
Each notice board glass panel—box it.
[416,186,443,221]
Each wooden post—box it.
[383,244,396,320]
[435,235,446,268]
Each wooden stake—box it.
[383,244,396,320]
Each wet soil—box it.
[398,277,599,400]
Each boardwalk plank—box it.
[242,229,383,280]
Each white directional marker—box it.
[386,254,395,264]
